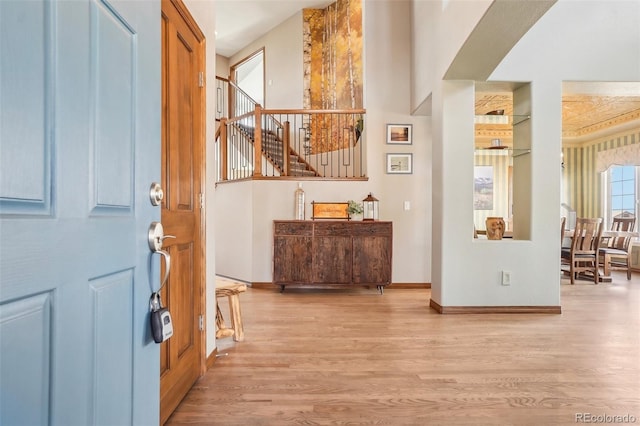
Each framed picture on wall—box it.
[386,124,412,145]
[473,166,494,210]
[386,153,413,174]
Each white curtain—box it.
[596,143,640,172]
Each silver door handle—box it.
[148,222,175,290]
[155,249,171,290]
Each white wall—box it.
[216,55,230,78]
[365,0,431,284]
[215,0,432,285]
[214,180,254,282]
[492,0,640,83]
[428,0,640,308]
[230,12,305,109]
[436,80,561,307]
[410,0,492,113]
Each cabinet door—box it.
[353,235,392,284]
[273,221,313,284]
[313,236,353,284]
[274,235,313,284]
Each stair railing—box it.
[215,77,366,181]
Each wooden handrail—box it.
[263,108,366,115]
[226,111,256,124]
[220,101,367,122]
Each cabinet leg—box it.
[280,285,285,293]
[377,285,384,295]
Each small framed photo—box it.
[386,124,412,145]
[386,153,413,174]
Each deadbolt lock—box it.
[149,182,164,206]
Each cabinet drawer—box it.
[313,222,353,236]
[350,222,392,236]
[274,221,313,236]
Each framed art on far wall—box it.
[386,124,412,144]
[386,153,413,174]
[473,166,493,210]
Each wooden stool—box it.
[215,279,247,342]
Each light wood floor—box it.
[167,273,640,425]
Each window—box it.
[606,165,638,229]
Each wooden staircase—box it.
[287,152,317,177]
[236,123,318,177]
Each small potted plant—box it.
[347,200,364,220]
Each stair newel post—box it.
[254,105,263,177]
[220,118,228,181]
[283,120,290,176]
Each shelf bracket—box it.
[512,149,531,158]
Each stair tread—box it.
[235,122,318,177]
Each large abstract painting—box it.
[303,0,363,154]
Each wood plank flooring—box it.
[166,273,640,425]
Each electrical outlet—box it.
[403,201,411,211]
[502,270,512,286]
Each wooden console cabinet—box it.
[273,220,393,293]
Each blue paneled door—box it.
[0,0,161,425]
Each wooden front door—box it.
[160,0,206,423]
[0,0,161,424]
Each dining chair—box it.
[561,217,603,284]
[599,215,635,280]
[607,215,635,246]
[560,216,570,271]
[560,216,567,247]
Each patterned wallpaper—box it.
[562,129,639,219]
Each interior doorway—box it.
[230,48,265,109]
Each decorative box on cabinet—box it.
[273,220,393,293]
